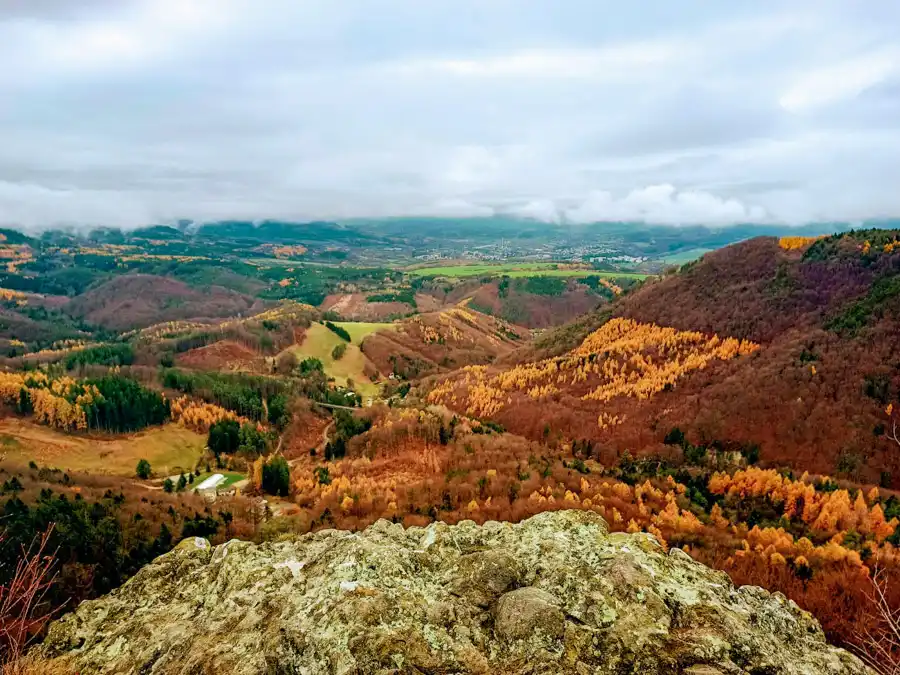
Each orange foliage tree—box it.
[280,404,900,653]
[169,396,254,434]
[428,318,758,419]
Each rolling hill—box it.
[427,231,900,486]
[416,275,629,328]
[360,305,528,380]
[284,321,388,398]
[66,274,266,331]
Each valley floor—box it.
[0,418,205,476]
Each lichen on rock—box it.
[40,510,872,674]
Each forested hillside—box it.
[360,305,528,379]
[66,275,265,331]
[414,275,629,328]
[429,231,900,487]
[3,226,900,670]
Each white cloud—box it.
[400,42,682,80]
[0,181,153,230]
[508,199,562,223]
[780,48,900,112]
[565,185,768,226]
[423,198,495,218]
[443,146,506,186]
[1,1,899,228]
[0,0,234,81]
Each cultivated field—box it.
[408,262,648,279]
[0,419,205,476]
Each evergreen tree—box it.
[267,394,289,429]
[135,459,152,480]
[208,419,241,458]
[262,456,291,497]
[238,423,267,458]
[85,375,169,433]
[181,512,219,538]
[153,523,173,556]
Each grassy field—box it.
[333,321,397,343]
[0,419,204,476]
[288,322,386,398]
[408,262,648,279]
[660,248,713,265]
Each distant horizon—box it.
[0,215,887,237]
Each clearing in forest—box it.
[286,322,389,398]
[332,321,397,343]
[0,418,205,476]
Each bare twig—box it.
[888,418,900,450]
[0,527,60,665]
[855,566,900,675]
[885,406,900,450]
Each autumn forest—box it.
[1,224,900,670]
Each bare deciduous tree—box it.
[856,567,900,675]
[0,527,59,669]
[886,404,900,450]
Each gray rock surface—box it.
[40,510,872,674]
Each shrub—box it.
[298,357,324,375]
[275,351,297,375]
[664,427,685,446]
[331,343,347,360]
[0,528,58,665]
[135,459,151,480]
[181,513,219,539]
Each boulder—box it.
[40,510,872,674]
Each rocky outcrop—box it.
[41,510,871,674]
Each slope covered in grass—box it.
[0,419,204,476]
[286,322,382,398]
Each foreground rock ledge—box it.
[41,510,871,675]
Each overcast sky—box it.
[2,0,900,229]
